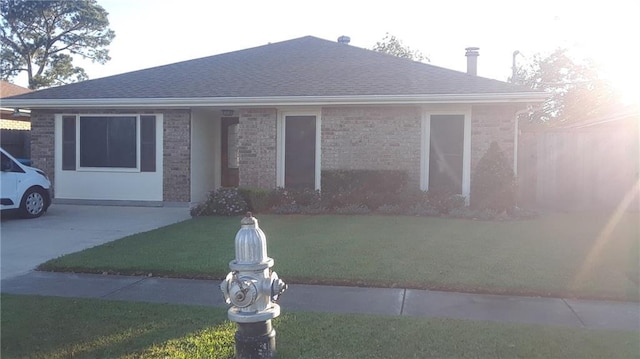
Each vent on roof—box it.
[337,35,351,44]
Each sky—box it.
[12,0,640,102]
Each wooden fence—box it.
[518,120,639,212]
[1,129,30,159]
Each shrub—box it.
[268,187,294,209]
[190,187,248,217]
[396,188,427,209]
[321,169,408,194]
[238,187,272,213]
[475,208,499,221]
[426,188,466,214]
[291,188,322,207]
[471,142,516,212]
[269,187,323,214]
[334,204,371,215]
[321,170,408,209]
[272,203,301,215]
[449,207,479,219]
[406,203,439,217]
[376,204,403,214]
[509,207,539,220]
[299,204,327,215]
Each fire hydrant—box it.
[221,213,287,359]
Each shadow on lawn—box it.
[0,295,234,359]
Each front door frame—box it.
[220,117,240,187]
[276,109,321,190]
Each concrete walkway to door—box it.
[0,204,191,280]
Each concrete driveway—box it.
[0,204,191,280]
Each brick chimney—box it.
[465,47,479,76]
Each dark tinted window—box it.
[80,116,137,168]
[140,115,156,172]
[62,116,76,170]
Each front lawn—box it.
[39,212,639,301]
[2,295,638,358]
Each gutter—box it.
[2,93,548,109]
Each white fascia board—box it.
[2,92,548,109]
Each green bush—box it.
[426,188,466,214]
[335,204,371,215]
[321,170,408,209]
[375,204,403,214]
[269,188,323,214]
[190,188,248,217]
[449,207,479,219]
[406,203,439,217]
[395,188,428,208]
[238,187,272,213]
[471,142,516,212]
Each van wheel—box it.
[20,187,47,218]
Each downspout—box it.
[513,107,529,177]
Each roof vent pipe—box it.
[337,35,351,44]
[465,47,479,76]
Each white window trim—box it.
[420,109,472,204]
[58,113,160,173]
[276,109,322,190]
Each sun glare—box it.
[606,67,639,106]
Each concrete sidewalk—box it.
[2,271,638,331]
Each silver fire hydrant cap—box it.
[241,212,256,226]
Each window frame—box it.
[62,114,158,173]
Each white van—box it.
[1,147,51,218]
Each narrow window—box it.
[227,123,239,169]
[140,115,156,172]
[62,116,76,170]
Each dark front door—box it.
[285,116,316,189]
[429,115,464,194]
[221,117,239,187]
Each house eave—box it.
[2,93,548,109]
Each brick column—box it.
[163,110,191,202]
[30,110,56,195]
[238,109,277,188]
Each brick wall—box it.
[162,110,191,202]
[238,108,277,188]
[470,105,518,172]
[322,107,422,187]
[30,110,55,192]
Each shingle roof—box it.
[0,80,31,98]
[7,36,535,101]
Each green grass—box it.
[2,294,638,359]
[39,212,640,301]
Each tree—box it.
[372,33,429,62]
[471,141,515,212]
[513,48,619,125]
[1,0,115,89]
